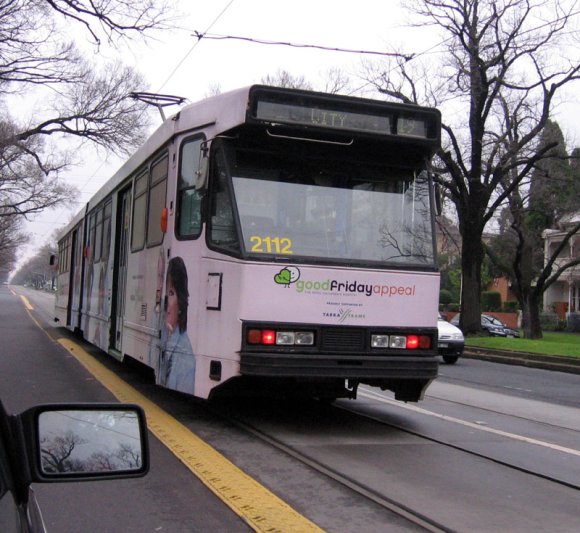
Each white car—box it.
[437,314,464,364]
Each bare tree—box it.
[261,69,314,90]
[0,0,177,268]
[0,212,27,277]
[44,0,176,45]
[10,232,58,287]
[362,0,580,334]
[321,67,352,94]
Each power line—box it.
[192,31,414,61]
[157,0,237,92]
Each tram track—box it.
[207,400,452,533]
[206,386,580,532]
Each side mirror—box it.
[20,404,149,482]
[433,181,442,216]
[194,154,209,190]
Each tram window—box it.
[177,137,204,238]
[88,212,96,262]
[210,156,238,249]
[147,155,168,247]
[131,170,148,251]
[94,207,103,263]
[58,237,70,274]
[102,200,112,261]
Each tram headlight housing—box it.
[295,332,315,345]
[371,335,390,348]
[371,334,432,350]
[247,328,315,346]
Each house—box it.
[542,212,580,319]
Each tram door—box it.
[110,187,131,354]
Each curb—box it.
[464,348,580,375]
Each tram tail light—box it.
[406,335,419,349]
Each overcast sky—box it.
[17,0,580,268]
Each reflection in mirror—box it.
[38,410,143,475]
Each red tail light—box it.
[406,335,419,349]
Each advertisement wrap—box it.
[241,264,439,327]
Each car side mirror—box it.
[20,404,149,482]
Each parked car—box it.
[450,313,520,337]
[0,401,149,532]
[437,314,464,364]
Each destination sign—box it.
[397,116,428,138]
[256,100,392,135]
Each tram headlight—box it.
[276,331,295,345]
[389,336,407,349]
[294,332,314,345]
[371,334,390,348]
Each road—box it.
[3,285,580,532]
[0,285,250,533]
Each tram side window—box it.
[147,155,168,247]
[58,237,70,274]
[131,170,148,251]
[94,207,103,263]
[102,200,112,261]
[87,212,96,262]
[210,154,238,250]
[177,137,204,238]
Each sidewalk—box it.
[464,347,580,375]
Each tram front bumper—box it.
[240,352,438,380]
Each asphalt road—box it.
[0,284,250,533]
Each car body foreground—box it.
[0,401,148,533]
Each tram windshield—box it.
[213,147,436,267]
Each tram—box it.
[55,85,441,402]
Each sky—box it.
[16,0,580,270]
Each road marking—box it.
[19,295,34,310]
[58,338,323,533]
[359,388,580,457]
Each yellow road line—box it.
[58,338,323,533]
[19,295,34,310]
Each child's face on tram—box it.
[165,277,179,333]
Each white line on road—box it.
[359,388,580,457]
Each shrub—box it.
[482,291,502,312]
[540,311,559,330]
[447,302,460,312]
[502,300,519,313]
[567,313,580,333]
[439,289,453,305]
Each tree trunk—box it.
[460,222,485,334]
[522,289,543,339]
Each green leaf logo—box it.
[274,268,291,285]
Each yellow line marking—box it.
[19,295,34,310]
[58,338,323,533]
